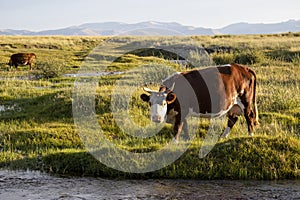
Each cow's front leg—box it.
[173,116,189,142]
[181,118,190,140]
[173,120,183,142]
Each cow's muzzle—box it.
[151,115,164,123]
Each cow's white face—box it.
[149,92,168,123]
[141,87,177,123]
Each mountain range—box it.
[1,20,300,36]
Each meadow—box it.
[0,34,299,179]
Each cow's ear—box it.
[140,94,150,102]
[166,93,176,104]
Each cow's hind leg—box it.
[244,107,255,136]
[241,96,255,136]
[222,115,238,138]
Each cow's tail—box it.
[249,68,259,126]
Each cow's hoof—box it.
[249,132,254,137]
[182,135,190,141]
[172,138,179,144]
[221,127,231,138]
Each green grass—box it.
[0,35,299,179]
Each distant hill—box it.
[1,20,300,36]
[219,20,300,34]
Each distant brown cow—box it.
[8,53,36,70]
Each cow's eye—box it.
[162,102,167,106]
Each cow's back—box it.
[163,67,228,114]
[163,64,252,115]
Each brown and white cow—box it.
[8,53,36,70]
[141,63,259,141]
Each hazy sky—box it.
[1,0,300,31]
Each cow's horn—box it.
[169,83,175,91]
[143,87,156,93]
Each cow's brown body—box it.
[141,63,259,141]
[8,53,36,70]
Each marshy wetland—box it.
[0,34,299,182]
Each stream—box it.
[0,170,299,200]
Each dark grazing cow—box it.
[141,63,259,141]
[8,53,36,70]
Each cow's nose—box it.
[151,115,162,123]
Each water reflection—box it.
[0,170,299,200]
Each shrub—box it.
[210,49,265,66]
[211,53,235,65]
[234,50,265,65]
[292,54,300,65]
[266,50,300,63]
[33,59,66,79]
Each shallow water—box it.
[0,103,20,113]
[0,71,124,80]
[0,170,299,200]
[63,71,124,77]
